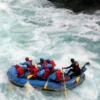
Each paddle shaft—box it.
[62,69,68,100]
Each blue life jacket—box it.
[47,64,52,68]
[20,61,31,66]
[41,64,46,69]
[37,69,45,77]
[49,73,56,80]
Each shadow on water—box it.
[39,89,64,97]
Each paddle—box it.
[8,75,17,90]
[43,76,50,89]
[62,69,68,100]
[25,81,32,90]
[27,74,34,79]
[25,73,33,90]
[27,61,37,79]
[75,75,81,83]
[25,61,38,90]
[8,82,13,90]
[75,62,90,83]
[44,69,62,89]
[25,75,32,90]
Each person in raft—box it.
[20,57,37,77]
[49,69,62,83]
[38,58,56,66]
[20,57,32,68]
[46,59,56,73]
[20,57,35,72]
[28,66,39,79]
[62,58,81,79]
[37,58,47,70]
[37,58,47,66]
[15,64,25,77]
[37,65,50,80]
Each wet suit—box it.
[64,61,81,78]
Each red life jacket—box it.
[42,69,50,79]
[43,65,48,69]
[55,70,62,81]
[29,60,32,65]
[16,66,24,77]
[64,77,70,81]
[49,60,56,71]
[29,64,36,71]
[50,60,56,67]
[31,64,36,68]
[30,68,38,79]
[27,60,33,69]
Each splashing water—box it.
[0,0,100,100]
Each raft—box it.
[7,65,86,91]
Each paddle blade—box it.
[27,75,33,79]
[85,62,90,65]
[64,85,68,100]
[25,81,31,91]
[8,83,13,90]
[62,69,68,100]
[44,82,48,89]
[76,76,80,83]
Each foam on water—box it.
[0,0,100,100]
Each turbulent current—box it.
[0,0,100,100]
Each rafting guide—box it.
[62,58,81,79]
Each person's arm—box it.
[62,64,72,69]
[20,61,30,66]
[20,62,26,65]
[37,62,41,65]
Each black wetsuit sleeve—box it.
[63,64,72,69]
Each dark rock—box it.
[48,0,100,13]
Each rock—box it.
[48,0,100,13]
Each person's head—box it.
[46,59,51,63]
[25,57,29,61]
[71,58,75,63]
[40,58,44,62]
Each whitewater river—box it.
[0,0,100,100]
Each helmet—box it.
[25,57,29,61]
[46,59,50,63]
[40,58,44,62]
[71,58,74,63]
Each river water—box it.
[0,0,100,100]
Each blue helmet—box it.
[46,59,51,63]
[40,58,44,62]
